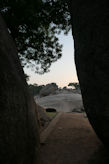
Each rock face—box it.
[36,92,83,113]
[0,15,40,163]
[40,83,58,97]
[69,1,109,144]
[36,103,51,128]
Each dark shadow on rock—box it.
[88,146,109,164]
[46,108,57,112]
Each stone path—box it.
[40,113,109,164]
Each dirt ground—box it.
[40,113,109,164]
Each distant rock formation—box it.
[36,92,83,113]
[40,83,58,97]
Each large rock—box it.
[69,1,109,144]
[36,92,83,113]
[40,83,58,97]
[0,15,40,163]
[36,103,51,128]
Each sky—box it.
[24,31,78,88]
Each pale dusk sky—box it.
[24,31,78,88]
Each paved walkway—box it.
[40,113,109,164]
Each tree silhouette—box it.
[68,82,80,90]
[0,0,71,74]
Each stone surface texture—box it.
[0,15,40,164]
[40,83,58,97]
[69,0,109,144]
[36,92,83,113]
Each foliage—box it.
[63,86,67,89]
[68,82,80,90]
[28,82,59,96]
[46,112,57,118]
[24,74,30,81]
[0,0,71,74]
[48,82,58,87]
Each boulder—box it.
[0,15,40,164]
[69,0,109,145]
[40,83,58,97]
[36,92,83,113]
[36,104,51,128]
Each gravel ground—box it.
[40,113,109,164]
